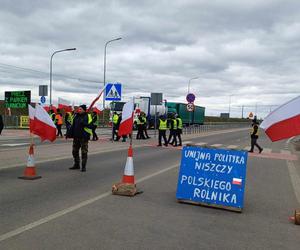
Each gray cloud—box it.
[0,0,300,118]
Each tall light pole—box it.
[50,48,76,106]
[188,76,199,94]
[103,37,122,111]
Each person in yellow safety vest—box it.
[141,112,150,139]
[175,114,183,146]
[112,112,119,141]
[248,120,263,153]
[64,111,73,136]
[167,113,178,147]
[69,104,93,172]
[55,109,63,138]
[136,114,146,139]
[157,115,168,147]
[49,109,56,123]
[91,111,99,141]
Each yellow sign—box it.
[20,116,29,128]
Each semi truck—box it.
[166,102,205,125]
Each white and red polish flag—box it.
[28,105,36,133]
[232,178,242,185]
[118,99,134,137]
[260,96,300,142]
[30,104,56,142]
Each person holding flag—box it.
[68,105,93,172]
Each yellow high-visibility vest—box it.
[84,113,93,136]
[159,119,167,130]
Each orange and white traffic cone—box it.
[19,144,41,180]
[112,145,140,196]
[122,145,135,184]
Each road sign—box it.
[40,96,46,104]
[105,83,122,101]
[151,93,163,105]
[186,102,194,112]
[186,93,195,103]
[176,146,248,211]
[39,85,48,96]
[5,91,31,109]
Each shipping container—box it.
[166,102,205,125]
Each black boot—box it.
[81,160,87,172]
[69,163,80,170]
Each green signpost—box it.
[5,91,31,108]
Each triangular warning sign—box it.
[107,84,121,99]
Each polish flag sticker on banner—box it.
[260,96,300,142]
[28,105,35,133]
[232,178,242,185]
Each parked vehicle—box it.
[166,102,205,125]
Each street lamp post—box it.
[49,48,76,106]
[103,37,122,112]
[188,76,199,94]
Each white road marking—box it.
[227,145,238,149]
[195,142,207,146]
[182,141,193,145]
[280,150,291,155]
[262,148,272,153]
[210,144,223,148]
[0,143,29,147]
[0,163,179,242]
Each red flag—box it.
[58,104,72,112]
[260,96,300,141]
[32,104,57,142]
[118,100,134,137]
[43,105,57,113]
[92,107,101,114]
[87,88,105,112]
[28,105,35,133]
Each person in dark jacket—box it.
[157,115,168,147]
[91,111,98,141]
[168,114,177,147]
[248,120,263,153]
[68,105,93,172]
[0,114,3,135]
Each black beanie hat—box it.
[79,104,87,111]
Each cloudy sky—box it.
[0,0,300,118]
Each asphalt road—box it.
[0,130,299,249]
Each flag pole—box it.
[130,97,135,147]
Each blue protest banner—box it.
[176,146,248,211]
[105,83,122,101]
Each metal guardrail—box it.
[182,123,250,135]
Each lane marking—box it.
[0,163,179,242]
[280,150,291,155]
[195,142,207,146]
[227,145,238,149]
[249,152,298,161]
[210,144,223,148]
[182,141,193,145]
[0,143,30,147]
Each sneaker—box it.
[157,144,162,147]
[81,168,86,172]
[259,148,263,154]
[248,150,254,153]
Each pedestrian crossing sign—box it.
[105,83,122,101]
